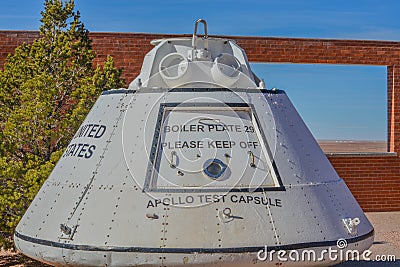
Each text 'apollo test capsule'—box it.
[15,19,374,267]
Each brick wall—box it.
[329,155,400,211]
[1,31,400,212]
[0,31,39,68]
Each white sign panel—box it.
[146,104,280,192]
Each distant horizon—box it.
[317,139,387,153]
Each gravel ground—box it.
[2,212,399,266]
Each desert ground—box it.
[318,140,387,153]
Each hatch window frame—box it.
[143,102,285,193]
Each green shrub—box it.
[0,0,125,249]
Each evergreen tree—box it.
[0,0,125,248]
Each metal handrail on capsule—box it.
[192,19,208,50]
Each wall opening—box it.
[250,63,387,153]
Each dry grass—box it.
[0,250,49,267]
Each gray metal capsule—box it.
[15,19,374,266]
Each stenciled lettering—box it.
[63,143,96,159]
[146,194,282,208]
[73,124,107,139]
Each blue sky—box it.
[1,0,398,140]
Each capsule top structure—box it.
[15,19,374,267]
[129,19,260,90]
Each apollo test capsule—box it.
[14,19,374,266]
